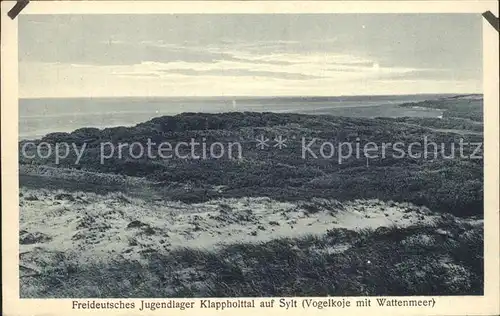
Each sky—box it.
[19,14,483,98]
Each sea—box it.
[19,94,448,140]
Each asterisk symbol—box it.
[273,135,287,149]
[255,135,269,149]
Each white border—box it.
[2,1,499,315]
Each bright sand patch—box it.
[19,187,449,267]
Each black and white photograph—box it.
[15,12,486,300]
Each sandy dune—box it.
[19,187,456,270]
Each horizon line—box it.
[20,92,483,100]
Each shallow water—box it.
[19,95,446,140]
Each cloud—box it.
[154,69,323,81]
[100,48,429,81]
[18,15,482,98]
[19,59,481,98]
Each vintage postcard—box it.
[1,1,499,315]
